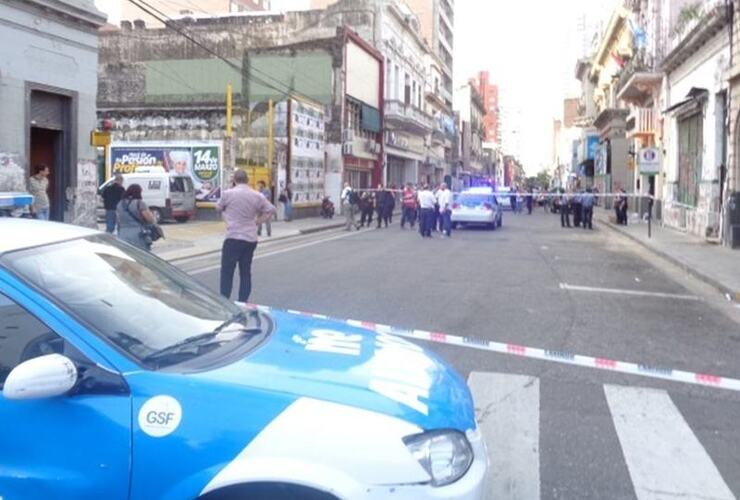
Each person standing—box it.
[525,188,534,215]
[382,187,395,227]
[581,187,594,230]
[417,184,436,238]
[560,190,571,228]
[117,184,156,250]
[400,183,417,229]
[436,182,453,237]
[341,182,360,231]
[616,188,629,225]
[509,187,518,214]
[101,174,125,233]
[375,184,387,229]
[572,189,583,228]
[217,170,276,303]
[360,191,374,227]
[28,164,50,220]
[257,180,272,237]
[279,182,293,221]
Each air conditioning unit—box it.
[342,142,354,155]
[342,129,354,143]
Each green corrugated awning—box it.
[361,104,380,133]
[145,58,241,103]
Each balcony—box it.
[626,107,655,138]
[385,100,434,135]
[616,50,662,106]
[440,0,454,26]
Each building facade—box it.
[729,0,740,247]
[476,70,500,144]
[0,0,106,226]
[453,81,485,178]
[120,0,269,26]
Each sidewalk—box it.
[595,208,740,302]
[140,216,343,262]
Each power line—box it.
[126,0,320,103]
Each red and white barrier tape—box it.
[250,304,740,393]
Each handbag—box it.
[124,200,164,245]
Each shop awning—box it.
[663,87,708,114]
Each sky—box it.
[96,0,617,175]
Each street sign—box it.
[637,147,661,175]
[90,131,111,147]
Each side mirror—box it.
[3,354,78,400]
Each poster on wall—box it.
[108,141,223,206]
[289,98,326,206]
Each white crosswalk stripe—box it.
[467,372,541,500]
[604,384,735,500]
[467,372,736,500]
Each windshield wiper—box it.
[142,310,258,365]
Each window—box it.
[404,74,411,105]
[677,112,702,207]
[0,293,65,387]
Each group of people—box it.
[340,182,454,238]
[558,188,596,230]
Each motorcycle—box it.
[321,196,335,219]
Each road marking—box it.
[190,229,363,275]
[559,283,700,301]
[468,372,540,500]
[604,385,734,500]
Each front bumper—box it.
[359,428,489,500]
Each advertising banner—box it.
[109,142,222,205]
[289,98,326,206]
[586,135,599,160]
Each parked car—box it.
[451,187,503,230]
[0,218,489,500]
[99,167,196,223]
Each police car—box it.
[0,219,488,500]
[451,187,503,230]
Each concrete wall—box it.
[0,0,105,226]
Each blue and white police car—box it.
[0,219,488,500]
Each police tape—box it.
[249,304,740,393]
[352,188,654,199]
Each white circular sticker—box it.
[138,395,182,437]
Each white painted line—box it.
[468,372,540,500]
[190,229,364,275]
[559,283,700,301]
[604,384,734,500]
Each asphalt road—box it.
[185,208,740,500]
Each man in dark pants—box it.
[216,170,276,302]
[101,173,125,233]
[572,190,582,227]
[581,188,594,229]
[560,191,571,227]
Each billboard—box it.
[109,142,223,206]
[586,134,599,160]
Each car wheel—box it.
[452,222,458,229]
[199,483,340,500]
[488,222,496,230]
[174,216,189,223]
[151,208,163,224]
[497,218,502,228]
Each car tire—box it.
[199,483,340,500]
[174,216,189,223]
[452,222,458,229]
[497,218,502,228]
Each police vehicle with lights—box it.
[451,187,503,230]
[0,218,488,500]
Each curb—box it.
[596,217,739,302]
[162,222,344,264]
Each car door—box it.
[0,286,132,500]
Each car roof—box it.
[0,219,98,255]
[462,187,494,194]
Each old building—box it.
[476,71,500,144]
[98,7,383,218]
[0,0,106,226]
[453,81,485,182]
[726,0,740,247]
[119,0,269,26]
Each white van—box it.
[99,168,196,223]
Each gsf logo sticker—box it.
[138,395,182,437]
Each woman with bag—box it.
[117,184,157,250]
[279,182,293,221]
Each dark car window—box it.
[457,194,495,207]
[0,292,65,388]
[2,235,270,369]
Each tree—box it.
[535,170,552,189]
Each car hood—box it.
[194,309,476,432]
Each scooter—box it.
[321,196,335,219]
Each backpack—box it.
[349,190,360,205]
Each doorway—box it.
[30,127,63,221]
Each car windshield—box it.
[456,194,494,207]
[1,235,270,369]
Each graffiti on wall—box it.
[0,153,26,192]
[71,160,99,228]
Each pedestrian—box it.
[417,184,436,238]
[257,180,272,237]
[509,187,518,214]
[375,184,388,229]
[360,191,374,227]
[581,187,594,230]
[572,189,582,228]
[382,186,395,227]
[388,183,397,224]
[28,164,50,220]
[216,169,276,303]
[560,190,571,228]
[101,173,125,233]
[278,182,293,221]
[432,185,441,231]
[400,183,417,229]
[616,188,629,225]
[341,182,360,231]
[436,182,453,237]
[525,188,534,215]
[116,183,156,250]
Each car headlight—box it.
[403,429,474,486]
